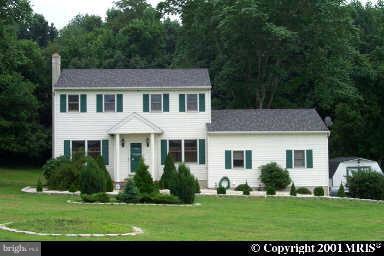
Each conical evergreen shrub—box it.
[290,183,296,196]
[117,179,140,203]
[337,183,346,197]
[159,154,177,189]
[133,158,156,194]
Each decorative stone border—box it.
[0,222,143,237]
[67,200,201,207]
[21,186,118,195]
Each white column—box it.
[115,133,120,182]
[150,133,155,179]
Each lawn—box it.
[0,167,383,240]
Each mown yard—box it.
[0,167,383,241]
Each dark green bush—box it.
[296,187,312,195]
[171,163,196,204]
[347,170,384,200]
[117,179,140,203]
[217,186,226,194]
[133,158,157,194]
[41,156,70,180]
[314,187,325,196]
[235,182,252,195]
[260,162,291,190]
[266,186,276,195]
[95,156,114,192]
[36,178,43,192]
[47,161,80,191]
[79,158,106,194]
[159,154,177,189]
[148,194,181,204]
[81,192,110,203]
[337,183,346,197]
[194,178,201,194]
[290,183,296,196]
[68,183,78,192]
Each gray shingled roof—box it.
[54,69,211,88]
[207,109,329,132]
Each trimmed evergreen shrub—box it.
[290,183,296,196]
[47,161,80,191]
[194,178,201,194]
[235,182,252,195]
[81,192,110,203]
[266,186,276,195]
[95,156,113,192]
[314,187,325,196]
[117,179,140,203]
[147,194,181,204]
[217,186,226,194]
[337,183,346,197]
[171,163,196,204]
[79,158,106,194]
[68,183,77,192]
[260,162,291,190]
[41,156,70,180]
[133,158,156,194]
[296,187,312,195]
[347,170,384,200]
[36,178,43,192]
[159,154,177,189]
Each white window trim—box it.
[185,94,199,112]
[232,150,245,169]
[293,149,307,169]
[69,140,104,158]
[67,94,80,113]
[150,94,163,113]
[103,94,117,113]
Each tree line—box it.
[1,0,384,166]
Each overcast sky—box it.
[30,0,377,29]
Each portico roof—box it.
[107,113,163,134]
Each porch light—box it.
[121,138,125,148]
[146,137,150,147]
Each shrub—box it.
[290,183,296,196]
[47,161,80,191]
[171,163,196,204]
[194,178,201,194]
[235,182,252,195]
[337,183,346,197]
[117,179,140,203]
[149,194,181,204]
[79,158,106,194]
[36,178,43,192]
[296,187,312,195]
[314,187,325,196]
[159,154,177,189]
[95,156,114,192]
[266,186,276,195]
[68,183,78,193]
[347,170,384,200]
[217,186,226,194]
[134,158,156,194]
[41,156,70,180]
[260,162,291,190]
[81,192,110,203]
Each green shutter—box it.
[60,94,67,112]
[80,94,87,112]
[102,140,109,165]
[117,94,123,112]
[64,140,70,158]
[306,149,313,168]
[143,94,149,112]
[199,93,205,112]
[225,150,232,169]
[163,94,169,112]
[96,94,103,112]
[286,150,293,168]
[245,150,252,169]
[179,94,185,112]
[161,140,167,164]
[199,139,206,165]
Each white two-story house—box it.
[52,53,330,193]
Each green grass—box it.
[0,167,383,240]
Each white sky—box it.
[30,0,377,29]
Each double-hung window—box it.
[87,140,101,159]
[187,94,198,112]
[294,150,305,168]
[72,140,85,156]
[68,95,79,112]
[151,94,162,112]
[104,95,116,112]
[169,140,182,162]
[184,140,197,163]
[233,151,244,168]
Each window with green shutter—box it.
[64,140,70,158]
[306,149,313,168]
[163,94,169,112]
[199,93,205,112]
[116,94,123,112]
[225,150,232,169]
[245,150,252,169]
[96,94,103,112]
[102,140,109,165]
[60,94,67,112]
[286,150,293,168]
[198,139,205,164]
[161,140,167,164]
[179,94,185,112]
[80,94,87,112]
[143,94,149,112]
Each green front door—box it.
[130,143,142,173]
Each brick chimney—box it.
[52,53,61,86]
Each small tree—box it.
[290,183,296,196]
[194,177,201,194]
[159,154,177,189]
[117,179,140,203]
[79,158,106,194]
[260,162,291,191]
[172,163,196,204]
[133,158,156,194]
[36,178,43,192]
[347,170,384,200]
[314,187,325,196]
[337,183,346,197]
[95,156,113,192]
